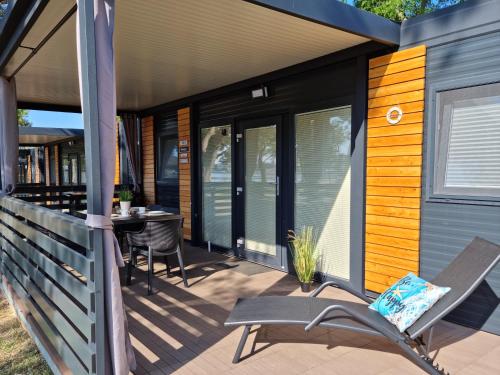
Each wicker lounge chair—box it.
[225,237,500,375]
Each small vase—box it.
[300,282,312,293]
[120,201,131,211]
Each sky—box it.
[27,110,84,129]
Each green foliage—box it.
[119,187,133,202]
[350,0,463,22]
[288,227,318,283]
[17,109,32,127]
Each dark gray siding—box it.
[401,0,500,48]
[197,59,357,123]
[421,31,500,334]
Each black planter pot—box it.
[300,282,312,293]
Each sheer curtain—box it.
[121,113,140,191]
[0,77,18,193]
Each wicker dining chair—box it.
[125,217,188,294]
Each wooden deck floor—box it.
[121,246,500,375]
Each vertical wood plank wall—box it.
[44,147,50,186]
[34,151,41,183]
[54,145,60,185]
[365,45,426,293]
[141,116,156,204]
[177,107,192,240]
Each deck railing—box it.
[0,194,105,375]
[13,184,129,213]
[14,184,88,211]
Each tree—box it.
[351,0,463,22]
[0,1,8,19]
[17,109,32,127]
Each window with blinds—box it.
[201,125,232,248]
[295,106,351,280]
[434,83,500,198]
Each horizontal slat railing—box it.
[0,194,103,375]
[13,184,125,212]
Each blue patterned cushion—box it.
[369,273,450,332]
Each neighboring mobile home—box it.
[18,127,85,185]
[0,0,499,374]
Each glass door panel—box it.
[295,106,351,279]
[201,125,232,248]
[244,125,277,256]
[237,116,282,269]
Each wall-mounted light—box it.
[251,86,269,99]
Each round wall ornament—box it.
[386,106,403,124]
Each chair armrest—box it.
[305,304,380,333]
[309,280,373,304]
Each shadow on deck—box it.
[121,246,500,375]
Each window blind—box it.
[295,106,351,279]
[244,125,277,256]
[445,101,500,190]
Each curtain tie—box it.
[85,213,114,230]
[85,214,125,267]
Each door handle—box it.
[276,176,280,196]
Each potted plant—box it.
[288,226,318,293]
[119,187,133,214]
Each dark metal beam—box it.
[0,0,48,74]
[7,4,77,79]
[244,0,400,46]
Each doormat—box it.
[214,260,274,276]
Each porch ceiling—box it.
[3,0,391,111]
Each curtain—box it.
[0,77,18,193]
[76,1,136,374]
[121,113,140,191]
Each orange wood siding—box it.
[177,107,192,240]
[27,154,32,182]
[115,120,121,186]
[365,45,426,293]
[44,147,50,186]
[54,145,60,186]
[34,150,41,184]
[141,116,156,205]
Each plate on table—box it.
[145,211,167,216]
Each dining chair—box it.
[125,217,188,294]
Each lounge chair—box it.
[225,237,500,375]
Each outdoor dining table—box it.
[76,210,183,250]
[110,211,182,226]
[77,209,182,226]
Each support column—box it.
[77,1,107,374]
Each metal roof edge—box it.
[18,127,84,137]
[244,0,401,46]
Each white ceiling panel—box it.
[11,0,370,111]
